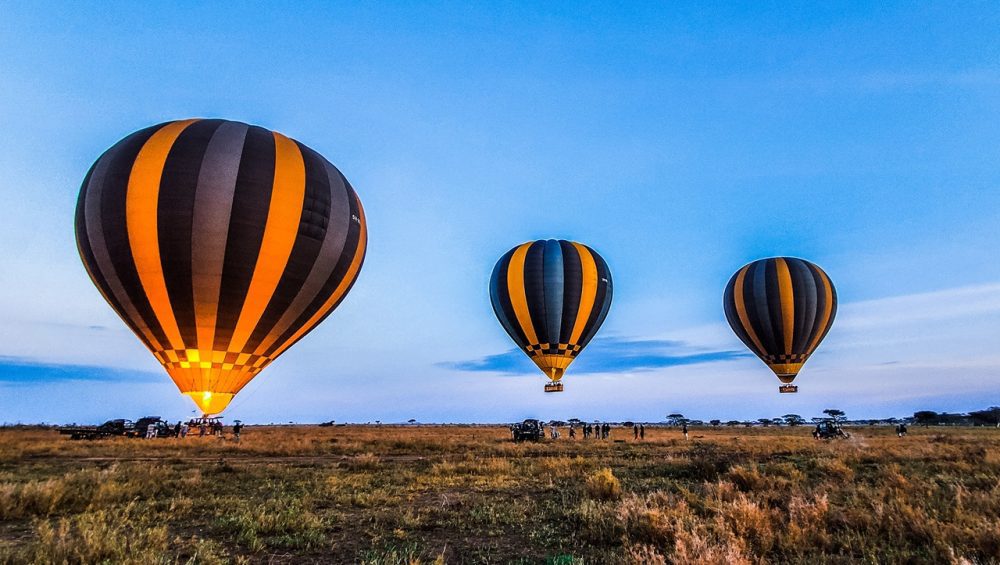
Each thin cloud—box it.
[0,357,160,385]
[444,337,749,375]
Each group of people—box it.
[142,419,242,441]
[566,422,615,439]
[632,423,646,440]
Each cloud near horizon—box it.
[0,357,160,385]
[443,337,750,375]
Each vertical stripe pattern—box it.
[489,239,613,385]
[723,257,837,384]
[75,119,367,415]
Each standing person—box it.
[900,423,907,437]
[569,425,576,439]
[640,424,645,440]
[682,422,689,440]
[199,423,206,437]
[180,422,189,438]
[232,421,243,443]
[583,423,589,439]
[633,423,639,440]
[174,421,182,438]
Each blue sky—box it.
[1,2,998,423]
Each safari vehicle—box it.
[59,419,136,440]
[135,416,175,438]
[813,421,851,440]
[510,419,544,442]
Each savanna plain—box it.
[0,425,998,564]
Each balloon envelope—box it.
[723,257,836,387]
[75,119,367,414]
[489,239,612,389]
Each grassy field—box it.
[0,424,998,564]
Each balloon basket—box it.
[544,382,564,393]
[779,385,798,394]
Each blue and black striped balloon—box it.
[723,257,837,390]
[489,239,612,390]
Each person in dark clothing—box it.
[633,424,639,440]
[174,421,181,438]
[814,424,822,440]
[640,424,645,440]
[569,425,576,439]
[899,423,907,437]
[232,421,243,442]
[682,422,689,440]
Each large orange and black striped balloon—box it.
[75,119,367,415]
[489,239,612,390]
[723,257,836,388]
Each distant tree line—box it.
[649,406,1000,428]
[912,407,1000,427]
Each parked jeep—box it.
[510,419,544,442]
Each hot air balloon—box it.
[489,239,612,392]
[75,119,367,415]
[723,257,836,393]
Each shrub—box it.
[585,468,621,501]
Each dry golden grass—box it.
[0,425,997,563]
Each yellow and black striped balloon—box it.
[723,257,836,388]
[489,239,612,390]
[75,119,367,415]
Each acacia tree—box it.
[823,409,846,423]
[783,414,806,426]
[666,413,686,426]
